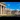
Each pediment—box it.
[0,2,6,6]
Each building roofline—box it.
[0,2,7,6]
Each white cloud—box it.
[17,9,19,10]
[10,9,15,11]
[7,4,10,6]
[10,9,12,10]
[16,9,19,11]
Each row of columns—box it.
[1,5,4,14]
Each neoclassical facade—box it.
[0,2,6,14]
[0,2,11,15]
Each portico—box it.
[0,2,6,14]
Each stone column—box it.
[1,5,2,15]
[10,11,11,14]
[3,7,4,14]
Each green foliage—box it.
[11,14,16,16]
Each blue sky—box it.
[4,2,20,10]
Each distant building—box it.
[15,10,20,15]
[11,10,17,14]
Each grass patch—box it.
[11,14,17,16]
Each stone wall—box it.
[4,9,11,14]
[15,11,20,15]
[11,10,17,14]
